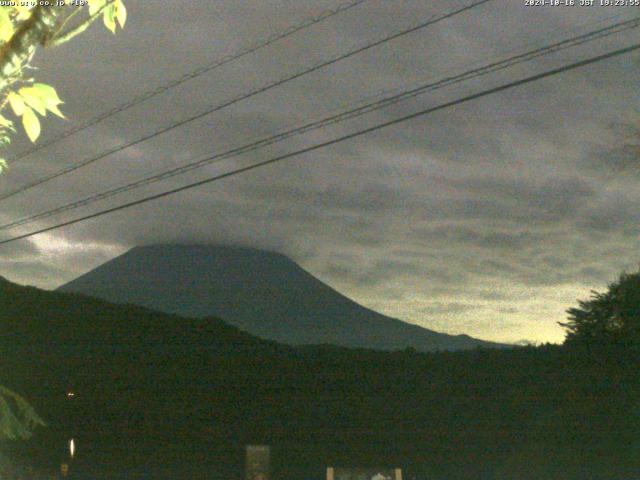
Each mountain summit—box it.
[59,244,502,351]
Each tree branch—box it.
[0,6,66,91]
[46,1,116,48]
[47,5,84,43]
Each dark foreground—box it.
[1,278,638,479]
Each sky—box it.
[0,0,639,344]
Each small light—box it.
[67,392,75,398]
[69,438,75,458]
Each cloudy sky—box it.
[0,0,639,344]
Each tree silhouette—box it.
[560,270,640,351]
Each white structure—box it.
[245,445,270,480]
[327,467,402,480]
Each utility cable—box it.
[5,0,370,165]
[0,0,493,202]
[1,17,637,231]
[0,41,637,246]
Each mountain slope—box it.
[1,276,634,480]
[58,244,503,351]
[0,275,284,479]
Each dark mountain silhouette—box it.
[58,244,503,351]
[0,274,290,479]
[0,276,637,479]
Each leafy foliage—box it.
[0,386,45,440]
[7,84,65,142]
[0,1,126,166]
[90,0,127,33]
[560,269,640,350]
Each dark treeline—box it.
[0,277,638,479]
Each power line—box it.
[6,0,370,165]
[1,42,637,246]
[1,16,637,231]
[0,0,493,203]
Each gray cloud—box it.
[0,0,638,343]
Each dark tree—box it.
[560,270,640,350]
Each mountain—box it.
[0,276,635,479]
[58,244,503,351]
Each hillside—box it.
[58,244,504,351]
[0,276,283,479]
[0,277,636,479]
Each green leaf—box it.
[0,8,13,43]
[22,107,40,142]
[30,83,65,118]
[18,87,47,116]
[0,159,7,173]
[8,92,25,116]
[32,83,63,106]
[116,0,126,28]
[0,114,14,131]
[103,3,117,33]
[88,0,107,16]
[0,385,45,440]
[46,103,65,119]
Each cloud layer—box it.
[0,0,638,343]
